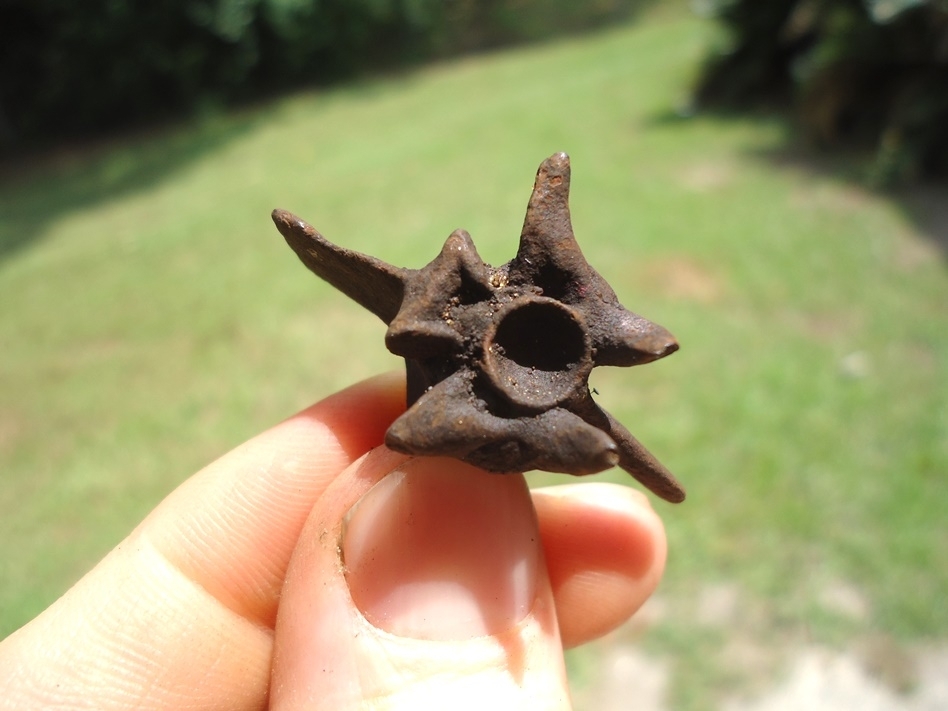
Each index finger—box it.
[0,373,405,711]
[146,372,406,627]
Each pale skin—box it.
[0,373,667,710]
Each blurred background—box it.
[1,1,946,709]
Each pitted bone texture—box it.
[273,153,685,502]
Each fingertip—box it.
[535,481,657,514]
[531,483,667,648]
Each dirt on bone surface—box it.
[273,152,685,502]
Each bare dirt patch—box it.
[723,645,948,711]
[677,161,736,193]
[0,411,23,453]
[572,585,947,711]
[640,257,726,304]
[575,639,948,711]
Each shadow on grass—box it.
[0,0,666,266]
[0,109,264,262]
[650,106,948,262]
[897,184,948,257]
[757,142,948,260]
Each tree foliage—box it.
[694,0,948,184]
[0,0,639,149]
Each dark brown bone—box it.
[273,153,685,503]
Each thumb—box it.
[270,448,571,711]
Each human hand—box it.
[0,373,666,710]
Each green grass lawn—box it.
[1,4,946,708]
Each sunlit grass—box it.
[1,5,946,708]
